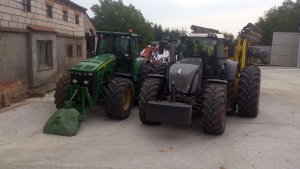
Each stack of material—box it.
[43,108,81,136]
[191,25,221,34]
[241,23,262,44]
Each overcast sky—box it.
[71,0,289,35]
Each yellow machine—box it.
[224,23,262,116]
[231,23,262,70]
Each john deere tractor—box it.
[44,31,155,136]
[139,30,261,135]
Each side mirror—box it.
[159,42,165,54]
[137,36,143,44]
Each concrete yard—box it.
[0,67,300,169]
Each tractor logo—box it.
[178,68,182,75]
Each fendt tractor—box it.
[43,31,157,136]
[139,25,261,135]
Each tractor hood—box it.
[169,60,203,95]
[71,54,116,72]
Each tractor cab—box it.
[179,33,226,80]
[96,31,140,73]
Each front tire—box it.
[201,83,227,135]
[139,78,162,125]
[54,73,71,109]
[237,67,261,117]
[153,63,168,75]
[138,62,154,89]
[103,77,134,120]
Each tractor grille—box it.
[70,72,97,99]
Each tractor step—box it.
[147,101,192,125]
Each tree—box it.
[91,0,154,46]
[153,24,163,41]
[222,32,235,41]
[256,0,300,45]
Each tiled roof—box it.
[63,0,87,11]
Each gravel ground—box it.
[0,67,300,169]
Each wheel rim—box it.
[122,86,132,111]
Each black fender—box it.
[206,79,227,84]
[115,73,134,80]
[225,59,238,81]
[147,74,166,79]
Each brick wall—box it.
[0,0,85,37]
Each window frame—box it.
[63,10,68,22]
[77,45,82,57]
[37,40,53,71]
[46,5,53,18]
[75,15,79,25]
[22,0,31,12]
[67,44,73,58]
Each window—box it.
[37,41,53,70]
[22,0,31,12]
[46,5,52,18]
[97,35,130,56]
[67,44,73,57]
[75,15,79,24]
[77,45,82,57]
[63,11,68,21]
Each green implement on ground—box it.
[44,31,155,136]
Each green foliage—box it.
[91,0,154,46]
[222,32,235,40]
[153,25,182,41]
[153,24,163,41]
[256,0,300,45]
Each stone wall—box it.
[0,0,85,37]
[0,32,29,87]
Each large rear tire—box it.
[54,73,71,109]
[139,78,162,125]
[237,67,261,117]
[201,83,227,135]
[103,77,134,120]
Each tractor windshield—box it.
[97,35,130,57]
[180,38,216,59]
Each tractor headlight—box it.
[83,80,89,85]
[72,79,78,84]
[88,72,93,76]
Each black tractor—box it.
[139,33,261,135]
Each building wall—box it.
[0,32,29,87]
[271,32,300,67]
[56,36,85,73]
[28,32,57,87]
[0,0,85,37]
[0,0,96,89]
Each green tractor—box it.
[44,31,155,136]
